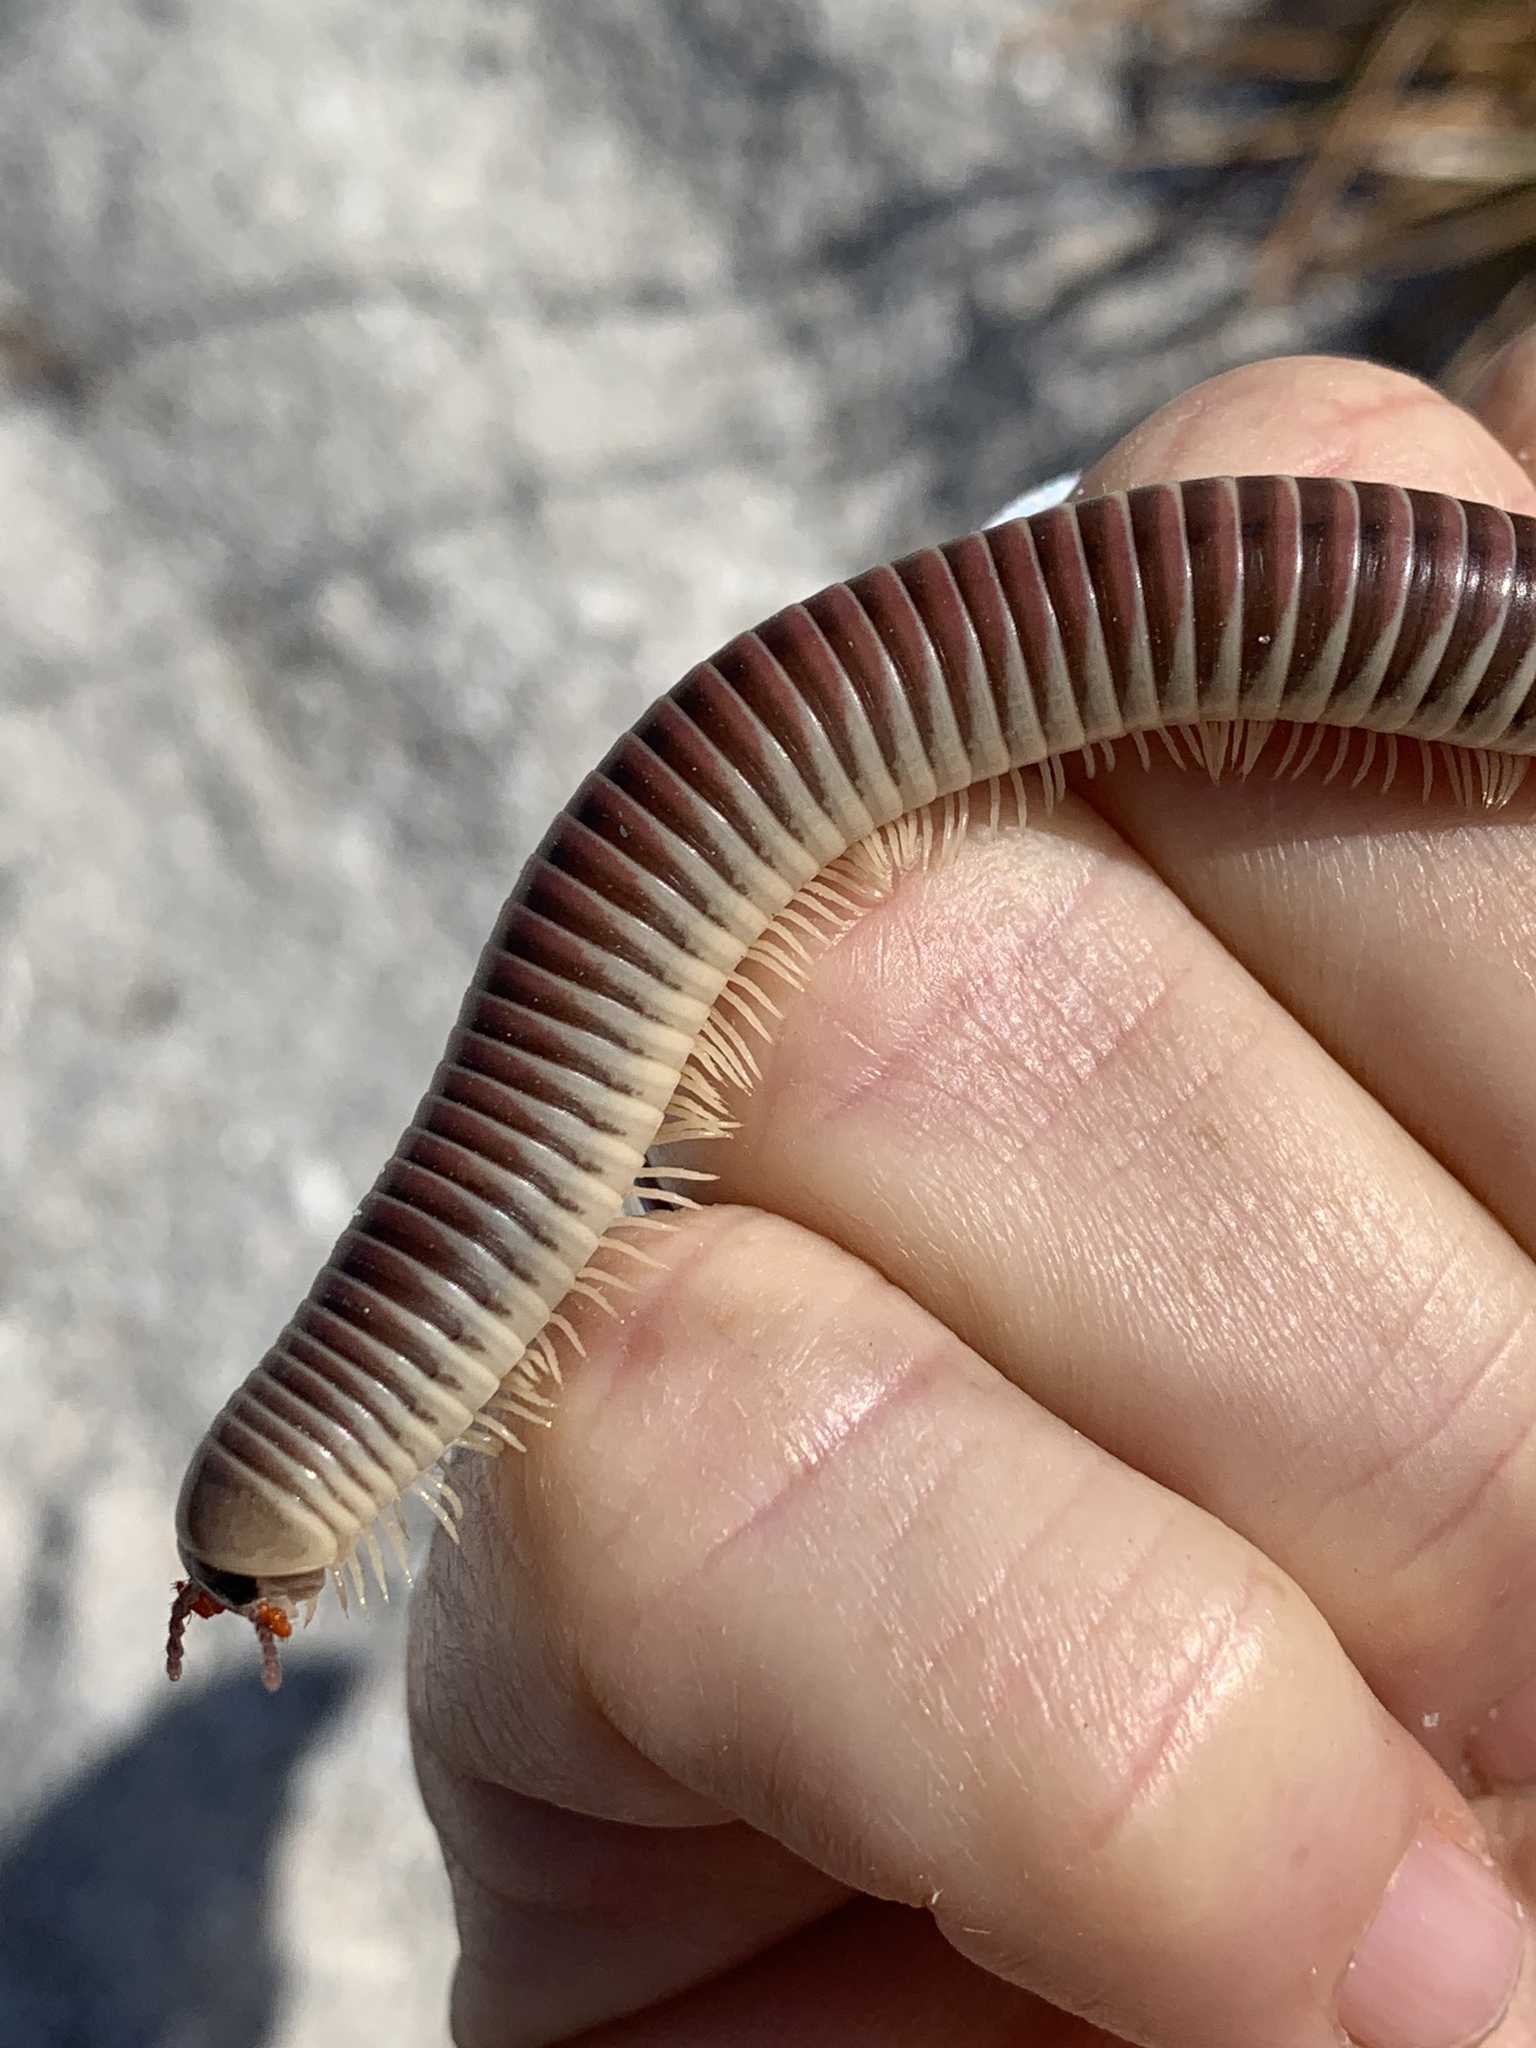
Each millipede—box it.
[167,473,1536,1690]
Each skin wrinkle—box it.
[938,947,1187,1156]
[1316,1245,1531,1501]
[802,831,1106,1135]
[875,1457,1110,1748]
[543,1220,835,1670]
[1254,824,1535,1102]
[947,860,1183,1113]
[1083,773,1536,1271]
[782,841,1337,1289]
[1071,1547,1275,1861]
[1222,1264,1476,1553]
[414,1474,735,1825]
[1228,1204,1469,1456]
[671,1253,1286,1875]
[1015,1064,1318,1351]
[1198,1165,1473,1416]
[575,1216,740,1480]
[907,1500,1157,1800]
[921,1554,1290,2022]
[853,1409,1018,1614]
[1379,1304,1536,1577]
[798,987,1536,1712]
[452,1787,604,1915]
[442,1572,573,1802]
[588,1246,948,1596]
[903,1570,1072,1847]
[743,1720,889,1914]
[1039,981,1261,1187]
[802,879,1220,1190]
[1018,1104,1393,1437]
[622,1323,1273,1896]
[1000,923,1171,1102]
[682,1350,935,1585]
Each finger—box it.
[1073,358,1536,1253]
[409,1433,853,2046]
[1464,327,1536,494]
[412,1742,847,2048]
[1072,353,1536,1260]
[567,1899,1089,2048]
[685,772,1536,1775]
[420,1204,1525,2048]
[1076,356,1536,1261]
[1074,354,1536,514]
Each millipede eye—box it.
[183,1560,260,1609]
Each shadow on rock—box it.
[0,1659,355,2048]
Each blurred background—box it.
[0,1,1524,2042]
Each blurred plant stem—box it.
[1016,0,1536,386]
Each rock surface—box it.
[0,3,1362,2042]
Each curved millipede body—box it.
[170,474,1536,1682]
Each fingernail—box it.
[1468,1675,1536,1787]
[1339,1829,1524,2048]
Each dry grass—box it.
[1018,0,1536,389]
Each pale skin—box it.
[409,350,1536,2048]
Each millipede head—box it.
[166,1556,314,1693]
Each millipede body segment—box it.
[169,475,1536,1683]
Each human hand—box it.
[409,349,1536,2048]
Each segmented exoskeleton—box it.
[168,476,1536,1687]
